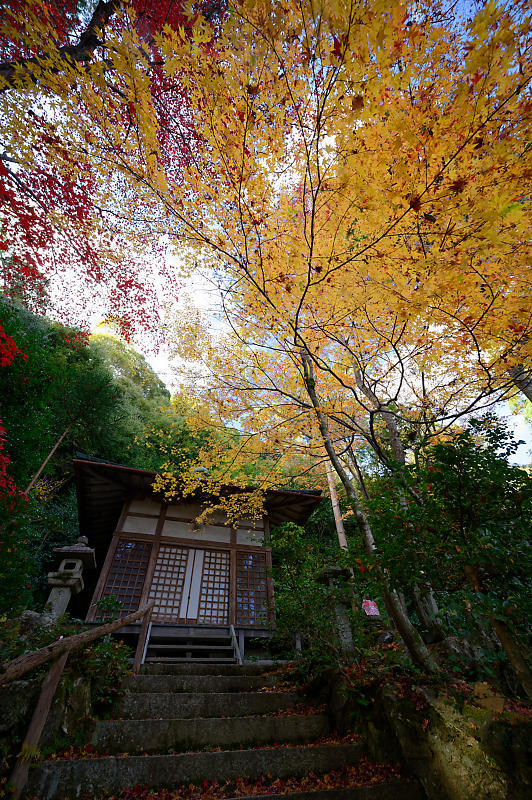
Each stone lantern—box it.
[44,536,96,622]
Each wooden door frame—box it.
[87,510,274,626]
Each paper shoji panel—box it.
[148,545,189,623]
[198,549,230,624]
[236,551,268,626]
[99,539,152,615]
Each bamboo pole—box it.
[24,421,73,495]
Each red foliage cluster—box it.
[0,4,181,336]
[0,127,172,337]
[0,322,27,367]
[131,0,226,40]
[63,330,90,350]
[0,420,25,506]
[0,326,26,502]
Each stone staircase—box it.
[26,663,424,800]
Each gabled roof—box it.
[74,454,322,564]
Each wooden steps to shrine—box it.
[143,625,240,664]
[26,664,425,800]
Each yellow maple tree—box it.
[2,0,531,679]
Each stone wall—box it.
[327,675,532,800]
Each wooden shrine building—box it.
[73,456,321,662]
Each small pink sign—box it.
[362,599,380,616]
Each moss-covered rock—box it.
[380,685,532,799]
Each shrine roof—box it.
[73,454,322,561]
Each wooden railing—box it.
[229,624,243,665]
[2,602,154,800]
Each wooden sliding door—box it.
[148,545,230,625]
[91,536,272,627]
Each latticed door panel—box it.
[148,544,189,623]
[198,549,230,624]
[99,539,152,615]
[236,551,268,626]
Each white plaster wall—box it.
[236,528,264,546]
[166,502,229,525]
[121,515,158,534]
[163,520,231,543]
[129,499,162,515]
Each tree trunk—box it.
[413,583,444,640]
[325,459,349,552]
[354,506,439,672]
[344,361,445,638]
[463,565,532,699]
[488,616,532,700]
[0,0,123,93]
[508,363,532,402]
[301,350,439,674]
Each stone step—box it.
[92,712,329,754]
[141,662,274,675]
[224,786,424,800]
[28,742,365,800]
[113,691,300,719]
[123,673,279,693]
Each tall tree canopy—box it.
[2,0,529,388]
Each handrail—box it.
[5,602,154,800]
[0,602,155,686]
[133,608,153,672]
[230,624,243,665]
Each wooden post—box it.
[229,546,237,626]
[133,605,154,672]
[265,547,275,624]
[86,533,121,621]
[9,653,69,800]
[137,503,166,614]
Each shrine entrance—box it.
[148,545,230,625]
[91,536,269,628]
[73,456,321,661]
